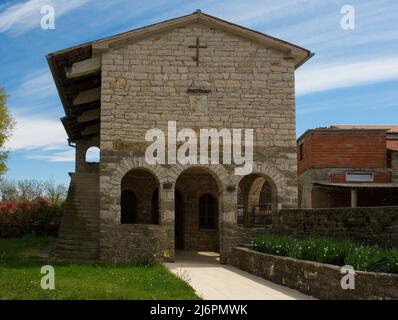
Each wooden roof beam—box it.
[77,109,100,123]
[73,87,100,106]
[82,123,100,136]
[65,56,101,79]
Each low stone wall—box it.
[230,247,398,300]
[99,224,173,262]
[278,207,398,247]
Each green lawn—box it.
[0,236,199,300]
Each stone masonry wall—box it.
[99,22,298,261]
[278,207,398,247]
[231,247,398,300]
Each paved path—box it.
[165,251,314,300]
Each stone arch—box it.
[235,163,287,206]
[114,157,168,186]
[167,163,231,194]
[120,168,160,225]
[237,170,279,227]
[174,166,223,252]
[110,157,170,225]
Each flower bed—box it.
[252,234,398,274]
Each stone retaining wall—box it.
[278,207,398,247]
[230,247,398,300]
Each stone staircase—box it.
[55,171,100,261]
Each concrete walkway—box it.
[165,251,314,300]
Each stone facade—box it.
[278,207,398,247]
[51,12,311,262]
[231,247,398,300]
[99,23,299,262]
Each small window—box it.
[346,172,374,182]
[199,193,217,229]
[299,143,304,161]
[86,146,100,163]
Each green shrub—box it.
[252,234,398,274]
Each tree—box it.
[0,87,14,174]
[43,179,68,205]
[0,178,68,203]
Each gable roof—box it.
[49,10,312,67]
[47,10,313,142]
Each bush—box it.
[252,234,398,274]
[0,198,63,238]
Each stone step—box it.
[56,239,99,247]
[55,249,99,261]
[57,232,98,240]
[58,228,98,236]
[56,244,99,253]
[59,222,98,228]
[55,172,100,261]
[59,220,98,227]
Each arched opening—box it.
[121,169,159,225]
[85,146,100,163]
[175,167,220,252]
[237,173,277,227]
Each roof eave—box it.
[47,54,73,141]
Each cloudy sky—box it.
[0,0,397,184]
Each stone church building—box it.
[47,11,312,263]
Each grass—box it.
[252,234,398,274]
[0,236,199,300]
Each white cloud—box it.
[0,0,91,34]
[296,55,398,95]
[26,149,74,162]
[6,114,67,151]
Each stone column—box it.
[219,188,238,264]
[160,183,175,261]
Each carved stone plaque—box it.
[189,95,208,114]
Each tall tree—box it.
[0,87,14,174]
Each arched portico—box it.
[174,167,222,252]
[237,173,278,227]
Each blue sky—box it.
[0,0,397,185]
